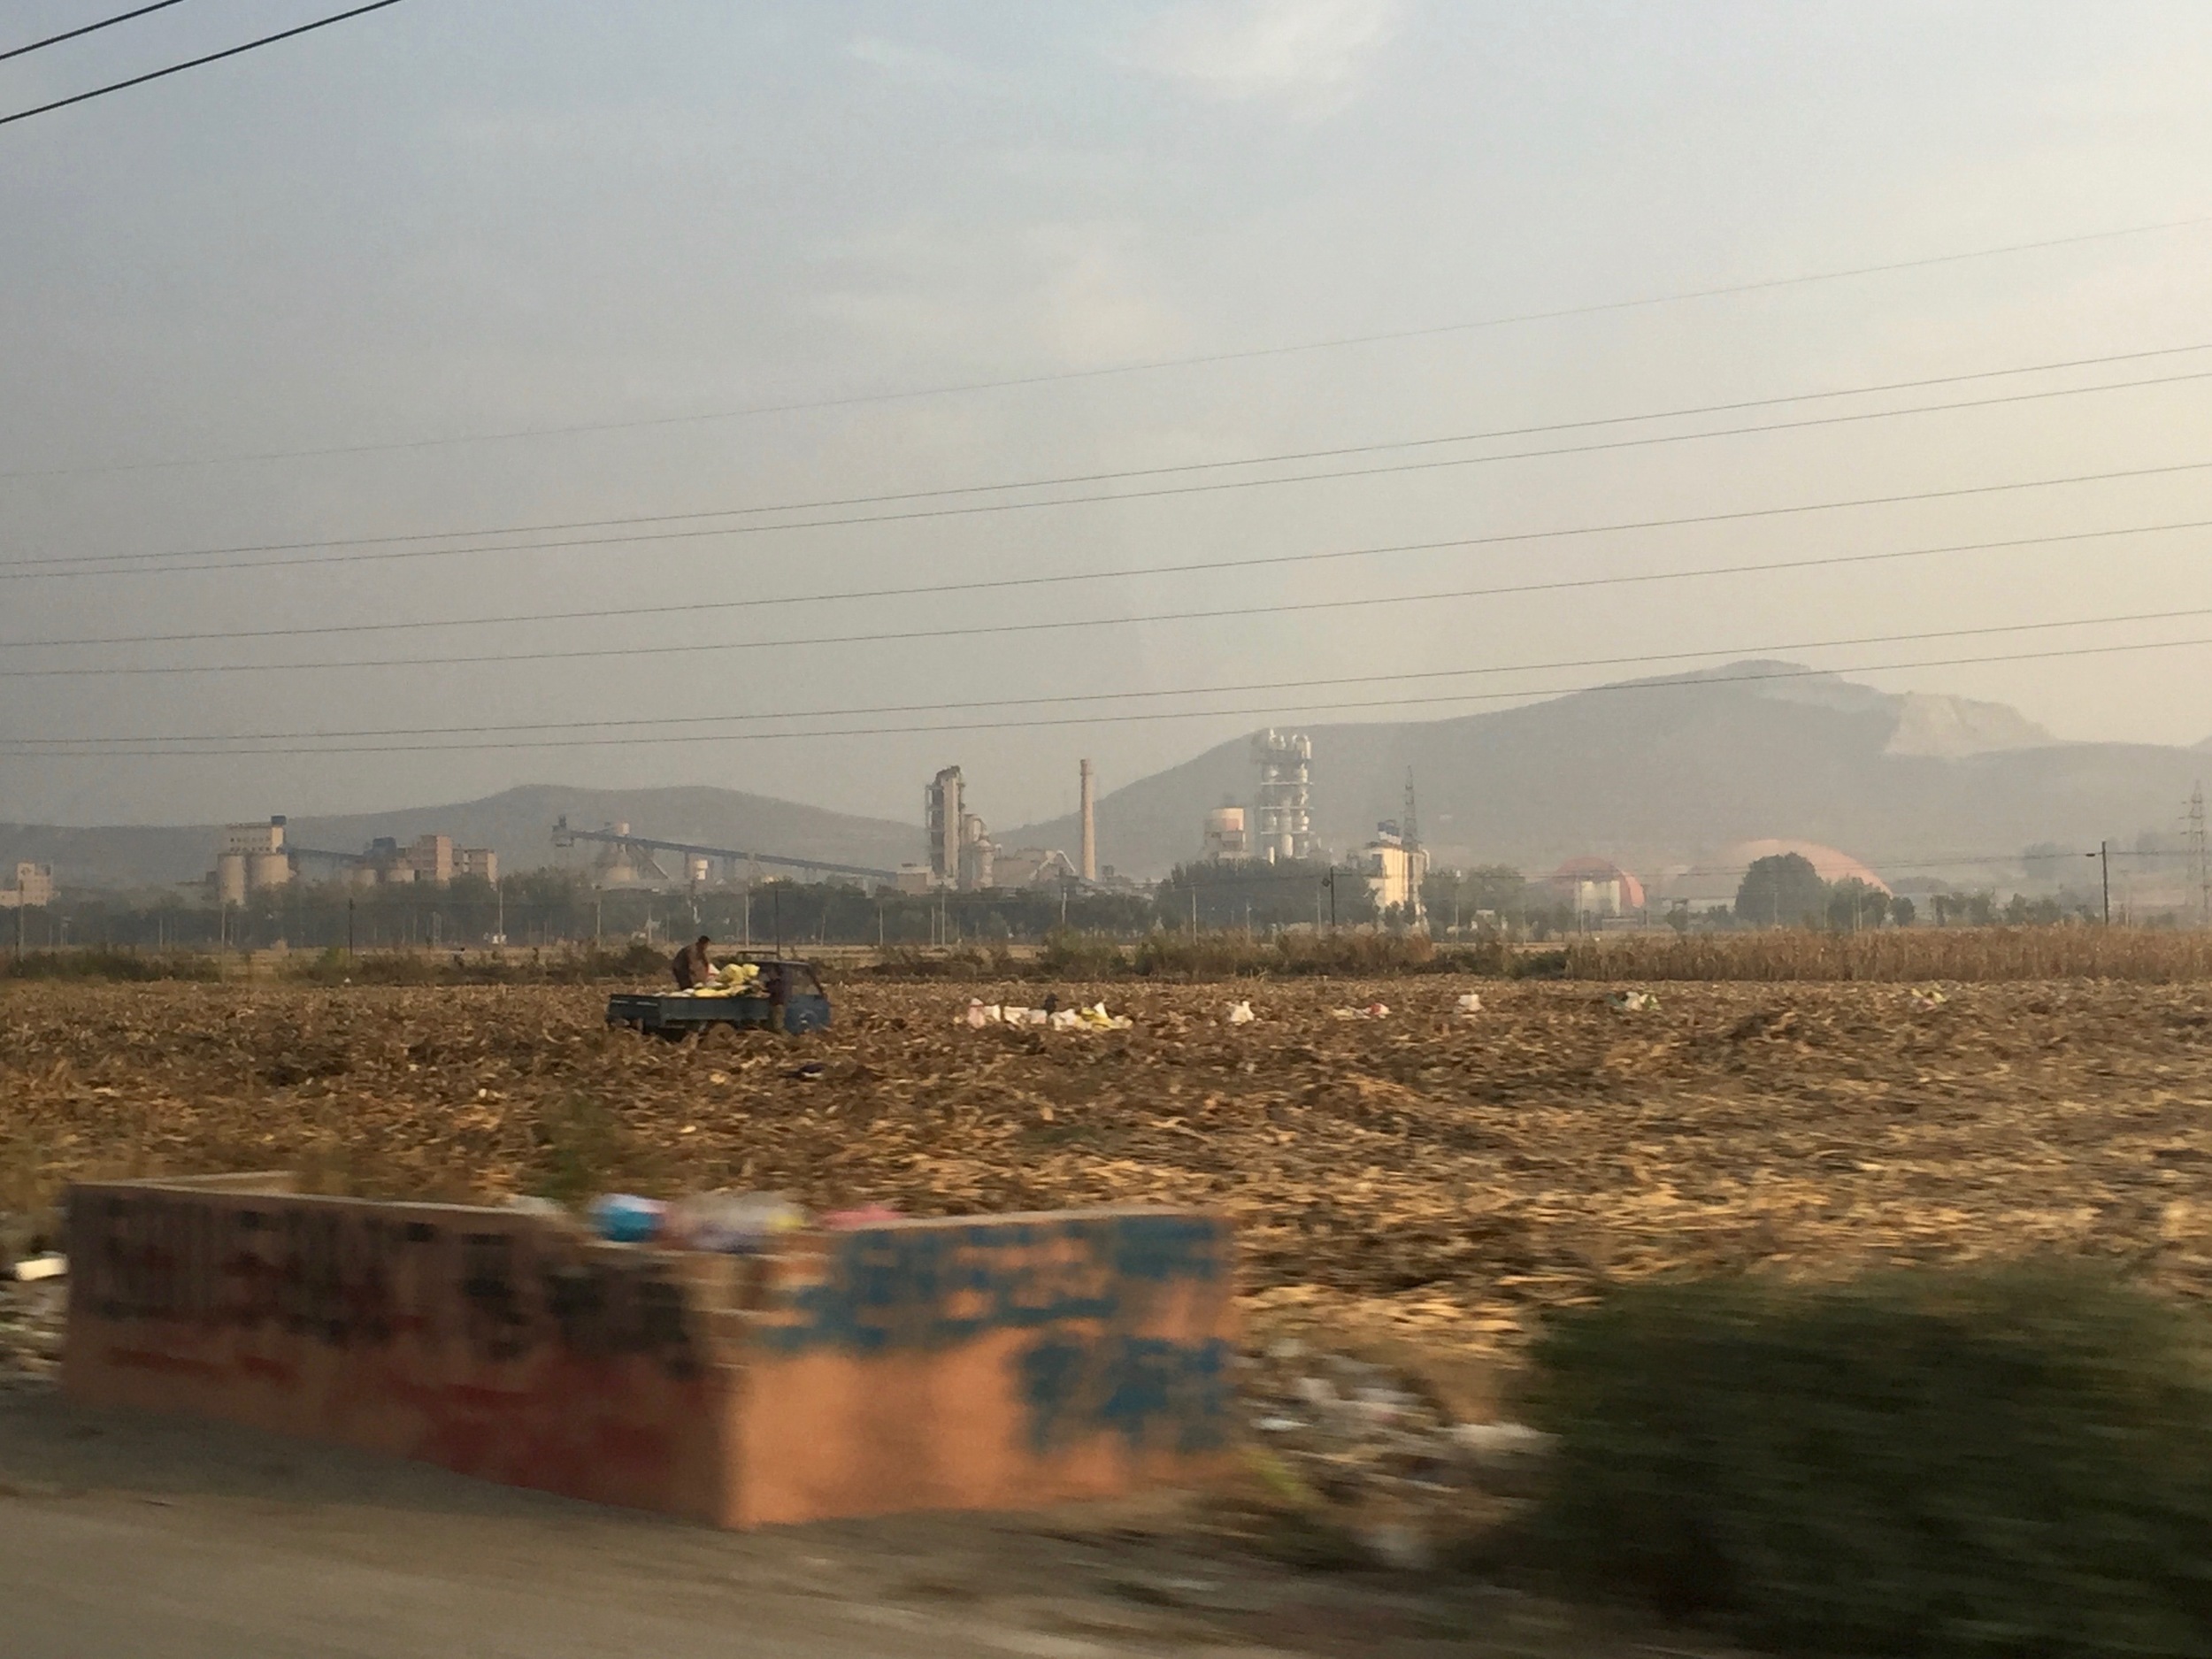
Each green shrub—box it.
[1525,1265,2212,1657]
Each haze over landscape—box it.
[17,11,2212,1652]
[4,0,2211,877]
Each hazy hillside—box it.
[0,784,918,892]
[1003,662,2208,880]
[10,667,2204,894]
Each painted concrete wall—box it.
[63,1181,1235,1529]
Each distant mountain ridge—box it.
[1002,662,2200,880]
[0,784,917,893]
[8,667,2203,893]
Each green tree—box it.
[1827,878,1889,932]
[1734,853,1829,929]
[1889,895,1916,927]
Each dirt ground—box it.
[4,973,2209,1653]
[6,974,2212,1356]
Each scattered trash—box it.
[786,1061,826,1081]
[1044,1001,1133,1033]
[1242,1340,1559,1574]
[1329,1002,1391,1020]
[1606,990,1659,1013]
[1909,987,1950,1011]
[587,1193,665,1244]
[963,1001,1049,1028]
[8,1254,65,1285]
[1224,1000,1256,1025]
[1454,992,1483,1016]
[664,1191,807,1254]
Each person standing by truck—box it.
[671,934,713,990]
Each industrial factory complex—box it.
[195,734,1448,925]
[174,730,1822,941]
[209,818,497,905]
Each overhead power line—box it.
[8,211,2211,479]
[0,0,408,128]
[0,0,194,64]
[8,513,2206,655]
[10,574,2208,749]
[5,459,2204,613]
[8,632,2212,758]
[12,360,2212,581]
[2,589,2208,683]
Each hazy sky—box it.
[3,0,2210,833]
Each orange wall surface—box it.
[64,1182,1235,1528]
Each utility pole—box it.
[2089,842,2111,925]
[495,877,504,946]
[346,897,355,956]
[1189,885,1197,940]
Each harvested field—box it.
[5,977,2212,1355]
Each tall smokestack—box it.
[1079,759,1097,882]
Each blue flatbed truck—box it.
[605,958,832,1040]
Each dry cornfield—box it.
[4,975,2211,1355]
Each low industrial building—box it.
[1,862,54,910]
[1359,822,1428,922]
[212,818,495,900]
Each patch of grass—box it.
[1525,1263,2212,1658]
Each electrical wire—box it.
[0,0,408,128]
[10,458,2208,609]
[8,512,2206,655]
[6,632,2211,757]
[0,0,194,64]
[11,351,2212,580]
[8,211,2211,479]
[0,579,2181,744]
[6,550,2212,680]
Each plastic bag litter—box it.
[1455,993,1484,1015]
[1909,987,1949,1010]
[8,1253,65,1284]
[1225,1001,1256,1025]
[1607,990,1659,1013]
[1043,1001,1131,1033]
[588,1193,665,1244]
[664,1191,807,1254]
[1329,1002,1390,1020]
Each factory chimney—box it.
[1079,759,1098,882]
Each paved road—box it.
[0,1384,1555,1659]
